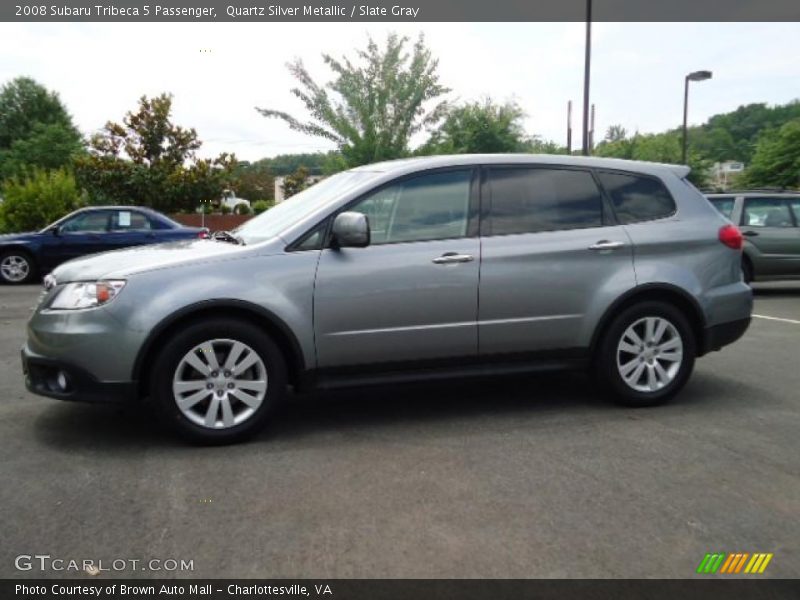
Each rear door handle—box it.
[588,240,625,251]
[432,252,474,264]
[742,230,759,237]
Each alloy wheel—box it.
[1,255,30,283]
[172,339,268,429]
[616,316,684,393]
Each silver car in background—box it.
[22,155,752,444]
[706,191,800,283]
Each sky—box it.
[1,22,798,162]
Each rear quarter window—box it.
[708,196,736,219]
[597,171,677,224]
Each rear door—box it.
[106,209,156,249]
[478,166,635,356]
[740,197,800,277]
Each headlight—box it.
[49,280,126,310]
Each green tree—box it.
[420,99,531,155]
[231,161,275,202]
[594,130,710,187]
[526,136,567,155]
[0,168,85,233]
[259,153,326,176]
[281,166,310,199]
[604,125,627,143]
[0,122,84,180]
[74,93,235,212]
[257,33,450,167]
[252,200,273,215]
[0,77,83,179]
[742,119,800,188]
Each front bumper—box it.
[21,345,135,404]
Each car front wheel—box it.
[0,250,36,284]
[151,318,287,444]
[595,301,696,407]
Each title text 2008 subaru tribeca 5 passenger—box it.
[22,155,752,444]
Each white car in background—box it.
[220,190,251,213]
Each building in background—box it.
[711,161,745,190]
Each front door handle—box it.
[588,240,625,251]
[432,252,474,264]
[742,230,759,237]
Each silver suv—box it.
[22,155,752,444]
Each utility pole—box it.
[567,100,573,154]
[589,103,596,154]
[581,0,592,156]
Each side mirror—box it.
[48,225,61,236]
[332,212,370,248]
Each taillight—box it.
[718,224,743,250]
[198,230,209,239]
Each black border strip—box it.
[3,0,800,23]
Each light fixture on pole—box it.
[682,70,712,164]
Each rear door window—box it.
[596,171,676,224]
[742,198,794,228]
[486,167,604,236]
[110,210,152,231]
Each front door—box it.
[46,210,113,267]
[314,169,480,368]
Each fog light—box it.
[56,371,68,391]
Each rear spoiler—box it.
[667,164,691,179]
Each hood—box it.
[52,239,254,282]
[0,231,38,243]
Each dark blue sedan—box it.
[0,206,209,284]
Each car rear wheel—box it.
[0,250,36,284]
[151,318,286,444]
[595,301,696,407]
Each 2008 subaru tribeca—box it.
[22,155,753,444]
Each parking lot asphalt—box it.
[1,283,798,579]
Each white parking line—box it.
[753,314,800,325]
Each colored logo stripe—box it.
[745,553,773,574]
[697,553,726,574]
[697,552,773,574]
[719,553,748,573]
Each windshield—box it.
[234,170,379,245]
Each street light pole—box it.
[582,0,592,156]
[681,70,712,164]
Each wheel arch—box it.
[0,243,37,261]
[590,284,707,359]
[133,299,306,399]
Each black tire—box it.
[0,249,37,284]
[741,258,754,285]
[150,318,287,445]
[594,301,696,407]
